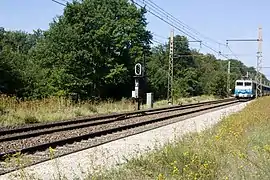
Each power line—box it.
[52,0,66,6]
[221,53,255,57]
[132,0,229,59]
[141,0,227,47]
[152,32,202,45]
[151,32,168,40]
[153,34,202,45]
[151,39,165,45]
[135,0,200,41]
[226,45,239,60]
[142,0,210,41]
[136,0,246,63]
[58,0,69,3]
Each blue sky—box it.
[1,0,269,79]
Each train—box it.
[234,79,270,99]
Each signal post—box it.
[133,63,144,110]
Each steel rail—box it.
[0,98,235,142]
[0,99,239,161]
[0,102,211,142]
[0,98,235,136]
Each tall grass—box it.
[88,97,270,180]
[0,95,216,127]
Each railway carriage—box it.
[234,79,270,99]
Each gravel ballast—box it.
[0,102,229,153]
[0,101,251,180]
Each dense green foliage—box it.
[0,0,268,100]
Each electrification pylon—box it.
[167,30,174,104]
[256,27,263,98]
[227,60,231,96]
[226,27,262,98]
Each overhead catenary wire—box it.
[132,0,231,60]
[138,0,207,43]
[151,39,165,45]
[52,0,66,6]
[135,0,247,62]
[134,0,200,41]
[152,32,202,43]
[226,45,240,60]
[57,0,69,4]
[151,32,168,40]
[151,32,202,50]
[140,0,228,47]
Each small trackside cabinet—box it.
[146,93,154,108]
[132,90,136,98]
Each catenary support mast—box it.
[226,27,262,98]
[167,30,174,104]
[227,60,231,96]
[256,27,263,98]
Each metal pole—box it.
[134,78,140,110]
[167,29,174,105]
[143,48,146,104]
[256,27,263,98]
[227,60,231,96]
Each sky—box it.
[1,0,270,79]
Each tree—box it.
[170,35,199,98]
[0,28,36,96]
[147,44,168,99]
[31,0,152,99]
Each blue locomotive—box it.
[234,79,270,99]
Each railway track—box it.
[0,98,243,175]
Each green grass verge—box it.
[86,97,270,180]
[0,95,217,127]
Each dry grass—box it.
[88,97,270,180]
[0,95,216,127]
